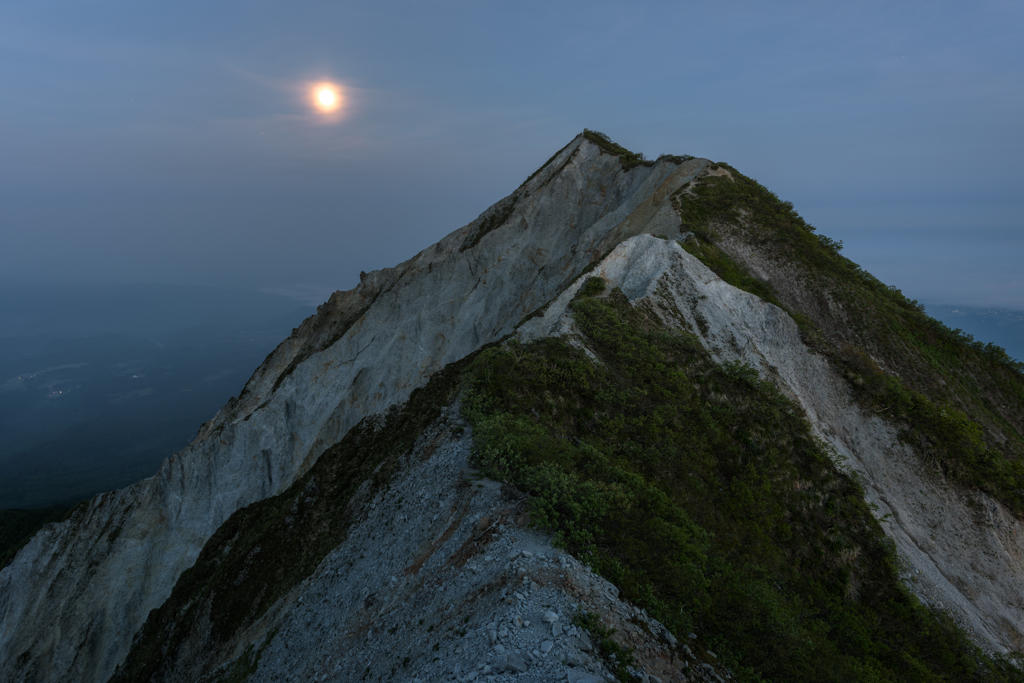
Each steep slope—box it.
[112,393,735,683]
[3,132,1023,683]
[113,234,1023,682]
[673,166,1024,504]
[0,134,705,683]
[516,235,1024,662]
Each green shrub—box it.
[583,130,654,171]
[465,290,1022,683]
[112,358,472,682]
[573,612,637,681]
[577,276,607,299]
[657,153,697,164]
[674,164,1024,516]
[680,238,783,309]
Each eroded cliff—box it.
[2,133,1023,683]
[0,135,705,683]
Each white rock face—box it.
[141,234,1024,680]
[527,234,1024,654]
[3,138,1022,683]
[0,138,706,683]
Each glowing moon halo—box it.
[312,83,342,113]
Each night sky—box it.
[2,1,1021,309]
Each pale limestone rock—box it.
[0,137,703,683]
[533,233,1024,654]
[3,135,1023,683]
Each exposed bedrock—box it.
[0,138,704,683]
[522,234,1024,654]
[191,410,728,683]
[3,137,1022,683]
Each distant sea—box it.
[0,282,315,510]
[925,304,1024,365]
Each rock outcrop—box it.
[0,136,705,683]
[522,234,1024,653]
[2,133,1023,683]
[187,407,732,683]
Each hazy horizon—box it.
[1,2,1020,311]
[2,224,1022,314]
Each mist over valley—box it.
[0,282,312,509]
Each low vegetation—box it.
[675,165,1024,515]
[675,164,1023,375]
[101,136,1024,683]
[110,359,471,682]
[461,194,521,252]
[583,129,653,171]
[465,284,1022,682]
[523,131,695,187]
[573,611,636,682]
[678,238,784,310]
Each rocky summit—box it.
[2,131,1023,683]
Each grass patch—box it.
[680,238,783,309]
[841,350,1024,513]
[574,611,636,682]
[583,130,654,171]
[460,193,521,252]
[657,153,697,164]
[576,276,607,299]
[464,290,1022,683]
[673,166,1024,515]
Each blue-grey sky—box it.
[2,1,1022,309]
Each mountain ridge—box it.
[0,134,707,683]
[2,132,1023,683]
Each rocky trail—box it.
[229,409,732,683]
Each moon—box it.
[312,84,342,113]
